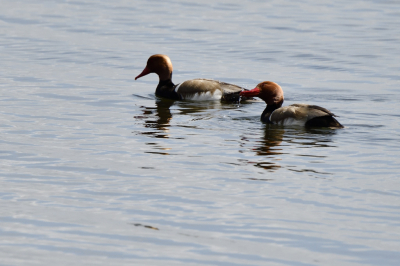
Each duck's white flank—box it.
[174,83,183,93]
[278,117,308,126]
[183,90,222,101]
[175,82,223,101]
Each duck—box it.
[240,81,343,128]
[135,54,249,101]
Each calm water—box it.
[1,0,400,265]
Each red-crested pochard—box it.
[240,81,343,128]
[135,54,249,101]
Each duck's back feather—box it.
[175,79,245,101]
[291,104,337,117]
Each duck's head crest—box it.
[240,81,284,106]
[135,54,173,81]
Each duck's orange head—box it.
[240,81,284,106]
[135,54,173,81]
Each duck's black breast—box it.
[155,79,182,100]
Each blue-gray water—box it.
[1,0,400,265]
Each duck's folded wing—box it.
[175,79,246,101]
[270,104,334,122]
[176,79,219,94]
[270,105,306,123]
[218,81,245,94]
[292,104,338,117]
[219,81,247,101]
[177,79,245,94]
[175,79,221,100]
[300,104,343,128]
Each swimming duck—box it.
[240,81,343,128]
[135,54,248,101]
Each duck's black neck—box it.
[155,74,181,100]
[261,104,280,123]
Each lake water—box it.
[1,0,400,265]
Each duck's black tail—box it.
[305,116,344,128]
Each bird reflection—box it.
[244,125,339,177]
[287,126,338,148]
[254,125,285,156]
[135,98,231,141]
[151,99,174,132]
[136,99,175,139]
[251,125,285,172]
[133,99,175,155]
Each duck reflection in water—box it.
[244,125,339,179]
[136,98,225,139]
[136,99,174,139]
[242,125,285,176]
[133,99,175,156]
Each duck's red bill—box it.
[135,67,151,80]
[240,87,261,97]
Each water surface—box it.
[1,0,400,265]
